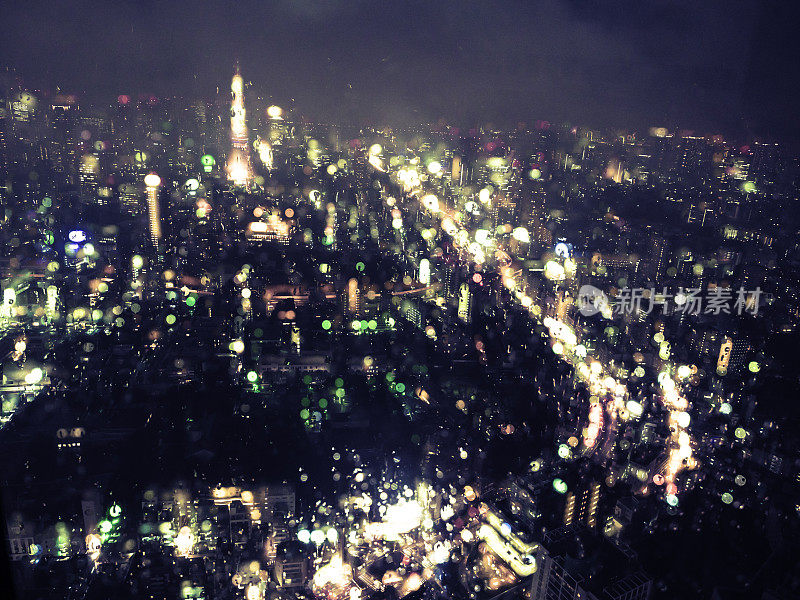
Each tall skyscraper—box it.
[267,105,286,146]
[226,64,252,187]
[419,258,431,286]
[451,154,462,184]
[346,278,361,317]
[563,481,600,529]
[144,173,162,247]
[717,334,749,374]
[646,232,668,285]
[458,283,472,324]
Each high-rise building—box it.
[144,172,162,247]
[254,136,273,169]
[419,258,431,286]
[346,278,361,317]
[458,283,472,324]
[451,154,462,184]
[266,105,287,146]
[531,529,652,600]
[717,334,749,374]
[48,96,78,179]
[78,153,100,202]
[563,481,601,529]
[749,141,782,189]
[274,541,309,589]
[119,183,142,216]
[646,232,668,285]
[443,263,460,299]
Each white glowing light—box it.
[544,260,565,281]
[626,400,643,418]
[175,526,194,556]
[310,529,325,545]
[312,554,352,593]
[422,194,440,212]
[512,227,530,243]
[25,368,44,385]
[383,499,422,535]
[430,541,451,564]
[368,154,385,172]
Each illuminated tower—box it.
[227,64,252,186]
[346,278,361,317]
[457,283,472,324]
[267,105,286,146]
[144,173,162,247]
[419,258,431,286]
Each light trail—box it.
[384,162,695,499]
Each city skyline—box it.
[2,1,800,141]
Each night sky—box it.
[2,0,799,138]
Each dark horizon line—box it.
[3,64,797,150]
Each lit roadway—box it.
[374,155,696,500]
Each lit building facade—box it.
[144,172,162,247]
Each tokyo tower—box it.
[226,63,252,186]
